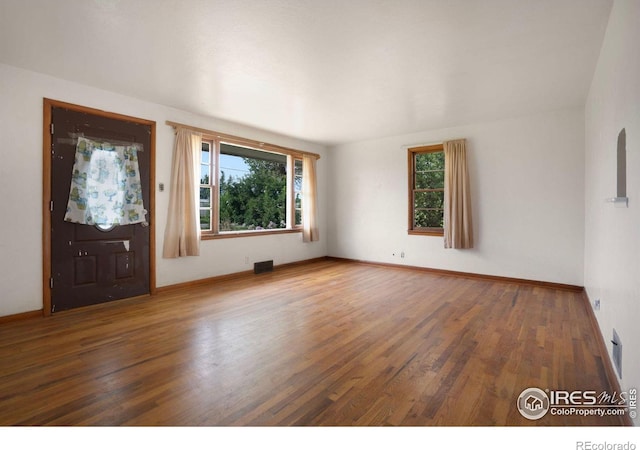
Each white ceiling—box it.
[0,0,612,145]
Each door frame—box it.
[43,98,157,316]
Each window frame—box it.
[408,144,445,236]
[293,158,303,228]
[199,137,304,239]
[199,140,213,233]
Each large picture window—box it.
[200,139,303,237]
[408,144,445,235]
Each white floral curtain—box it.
[65,137,146,226]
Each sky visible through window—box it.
[220,154,249,179]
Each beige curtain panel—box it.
[162,128,202,258]
[443,139,474,249]
[302,154,319,242]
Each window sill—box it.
[202,228,302,240]
[408,229,444,237]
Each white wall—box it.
[328,108,586,286]
[0,63,328,317]
[584,0,640,424]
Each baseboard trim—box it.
[581,291,633,426]
[156,256,329,294]
[157,269,255,294]
[274,256,329,271]
[0,309,43,325]
[327,256,584,292]
[0,256,582,325]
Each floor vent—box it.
[254,260,274,274]
[612,329,622,379]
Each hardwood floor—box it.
[0,259,625,425]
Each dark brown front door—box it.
[49,105,152,312]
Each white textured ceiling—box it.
[0,0,612,145]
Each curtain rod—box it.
[165,120,320,160]
[59,133,144,151]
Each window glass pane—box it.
[200,164,210,185]
[414,209,443,228]
[294,159,303,177]
[415,152,444,171]
[200,209,211,231]
[415,171,444,189]
[410,148,445,232]
[220,153,250,180]
[200,187,211,208]
[294,160,303,226]
[218,143,287,232]
[414,191,444,209]
[201,142,210,163]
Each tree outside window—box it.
[408,144,444,235]
[199,140,303,236]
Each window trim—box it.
[408,144,445,236]
[292,158,303,228]
[166,120,320,160]
[166,120,320,240]
[199,137,304,239]
[199,140,214,233]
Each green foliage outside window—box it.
[413,151,445,229]
[219,157,287,231]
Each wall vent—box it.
[254,260,274,274]
[612,329,622,379]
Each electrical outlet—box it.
[401,251,405,258]
[244,256,249,265]
[594,299,601,311]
